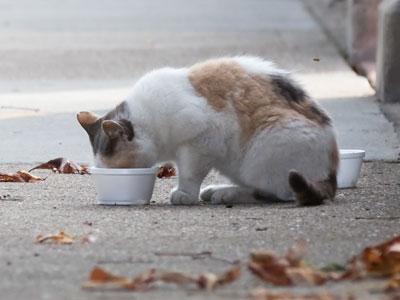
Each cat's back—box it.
[131,67,190,101]
[187,56,313,112]
[187,56,331,142]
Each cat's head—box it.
[77,106,142,168]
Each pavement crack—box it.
[97,258,154,264]
[355,216,400,220]
[154,251,239,265]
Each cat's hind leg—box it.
[201,185,279,205]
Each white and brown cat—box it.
[77,56,339,206]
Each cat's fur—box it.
[77,56,339,206]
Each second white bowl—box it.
[89,167,158,205]
[337,149,365,189]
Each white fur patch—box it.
[233,56,286,76]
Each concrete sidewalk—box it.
[0,1,400,300]
[1,161,399,300]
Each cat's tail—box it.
[288,170,337,206]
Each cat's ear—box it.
[77,111,101,137]
[102,120,125,140]
[102,120,134,141]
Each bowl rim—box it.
[339,149,366,159]
[89,166,158,175]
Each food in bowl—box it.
[89,167,158,205]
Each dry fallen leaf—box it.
[343,235,400,293]
[339,259,365,281]
[248,236,400,296]
[83,264,241,292]
[249,251,292,286]
[199,264,241,290]
[385,273,400,292]
[287,267,331,286]
[198,272,218,290]
[82,267,137,290]
[0,170,44,182]
[29,157,88,174]
[360,236,400,276]
[156,272,197,286]
[286,239,309,267]
[249,241,338,287]
[36,231,75,244]
[157,163,176,178]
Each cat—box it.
[77,56,339,206]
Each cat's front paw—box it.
[200,186,218,202]
[210,189,237,205]
[170,189,198,206]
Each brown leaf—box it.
[82,267,136,290]
[198,264,241,290]
[286,239,309,267]
[89,267,125,282]
[216,264,241,285]
[286,267,330,285]
[36,231,75,244]
[249,242,333,287]
[82,265,241,292]
[249,251,292,286]
[360,236,400,276]
[0,170,44,182]
[157,272,197,285]
[157,163,176,178]
[251,251,288,267]
[385,273,400,292]
[338,260,365,281]
[29,157,88,174]
[198,272,218,290]
[128,270,158,291]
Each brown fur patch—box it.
[77,111,100,126]
[99,149,137,168]
[188,59,331,144]
[77,112,101,138]
[330,139,340,173]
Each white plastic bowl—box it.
[337,150,366,189]
[89,167,158,205]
